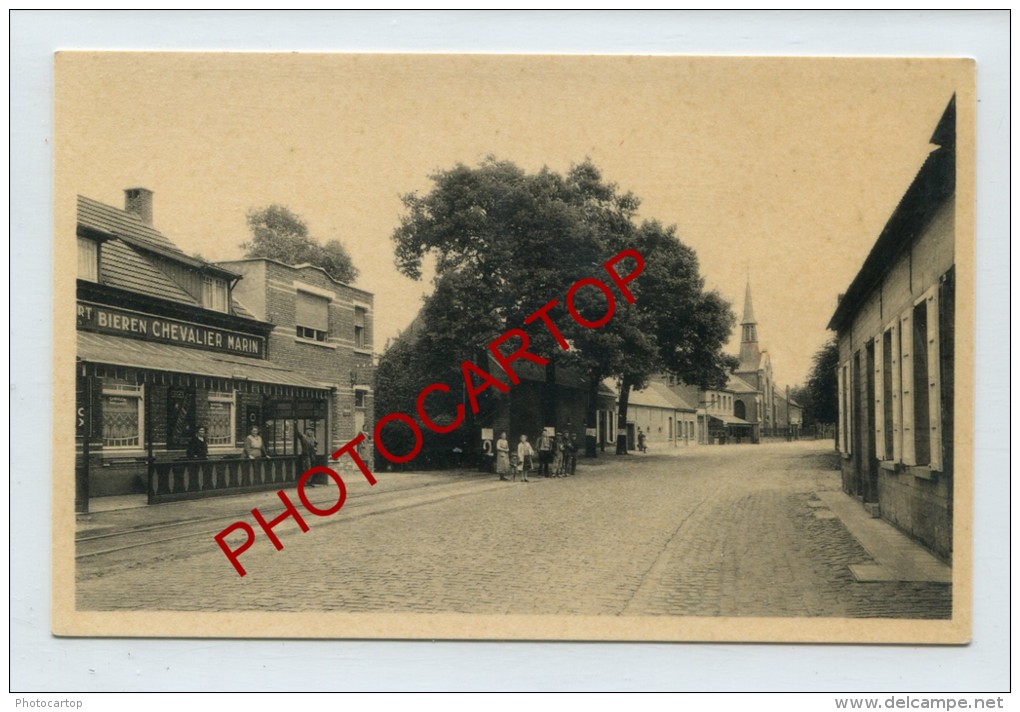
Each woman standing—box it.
[516,434,533,483]
[243,425,270,459]
[495,431,511,480]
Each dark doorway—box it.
[852,350,863,497]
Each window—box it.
[354,307,367,349]
[354,389,367,409]
[102,383,144,449]
[78,237,98,282]
[203,276,229,313]
[871,288,944,471]
[206,392,236,446]
[296,291,329,342]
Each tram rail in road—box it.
[75,472,500,563]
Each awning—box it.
[709,414,753,427]
[77,331,329,391]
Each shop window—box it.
[78,237,98,282]
[102,383,144,449]
[354,307,367,349]
[207,392,236,446]
[296,292,329,342]
[203,276,229,313]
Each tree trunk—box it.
[615,375,633,455]
[542,359,557,432]
[584,373,599,458]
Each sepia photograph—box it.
[52,52,973,643]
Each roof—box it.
[78,195,239,279]
[628,381,697,412]
[828,96,956,332]
[709,414,753,426]
[77,331,328,390]
[100,239,201,306]
[741,280,756,324]
[218,257,373,298]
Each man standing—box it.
[297,427,318,487]
[536,429,553,477]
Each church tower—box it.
[738,280,761,371]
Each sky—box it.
[56,53,965,389]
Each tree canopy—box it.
[800,337,839,425]
[382,157,734,461]
[241,204,358,284]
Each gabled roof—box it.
[727,373,758,393]
[78,195,239,279]
[629,381,697,412]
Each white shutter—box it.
[837,363,846,455]
[926,291,943,472]
[874,335,884,460]
[889,321,902,463]
[900,310,916,466]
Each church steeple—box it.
[738,279,761,370]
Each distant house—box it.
[827,96,956,561]
[625,381,698,450]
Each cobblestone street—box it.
[76,440,951,618]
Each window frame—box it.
[202,275,229,313]
[77,236,99,282]
[295,289,331,344]
[101,382,145,451]
[206,390,237,449]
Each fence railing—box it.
[147,455,310,504]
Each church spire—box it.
[742,279,757,325]
[738,278,761,370]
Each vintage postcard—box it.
[53,53,974,642]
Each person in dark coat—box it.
[186,425,209,460]
[297,428,318,487]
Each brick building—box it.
[75,190,329,505]
[216,258,375,469]
[828,96,956,561]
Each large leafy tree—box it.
[242,204,358,284]
[803,337,839,425]
[388,157,733,461]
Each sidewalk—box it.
[76,468,493,538]
[815,490,952,583]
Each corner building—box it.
[75,190,330,506]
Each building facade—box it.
[217,258,376,469]
[828,96,956,561]
[626,381,698,449]
[75,190,329,505]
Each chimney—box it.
[124,188,154,225]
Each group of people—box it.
[186,425,320,483]
[494,430,578,482]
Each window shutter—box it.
[926,292,942,471]
[874,335,884,460]
[900,310,916,466]
[890,321,902,463]
[837,363,846,455]
[296,292,329,332]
